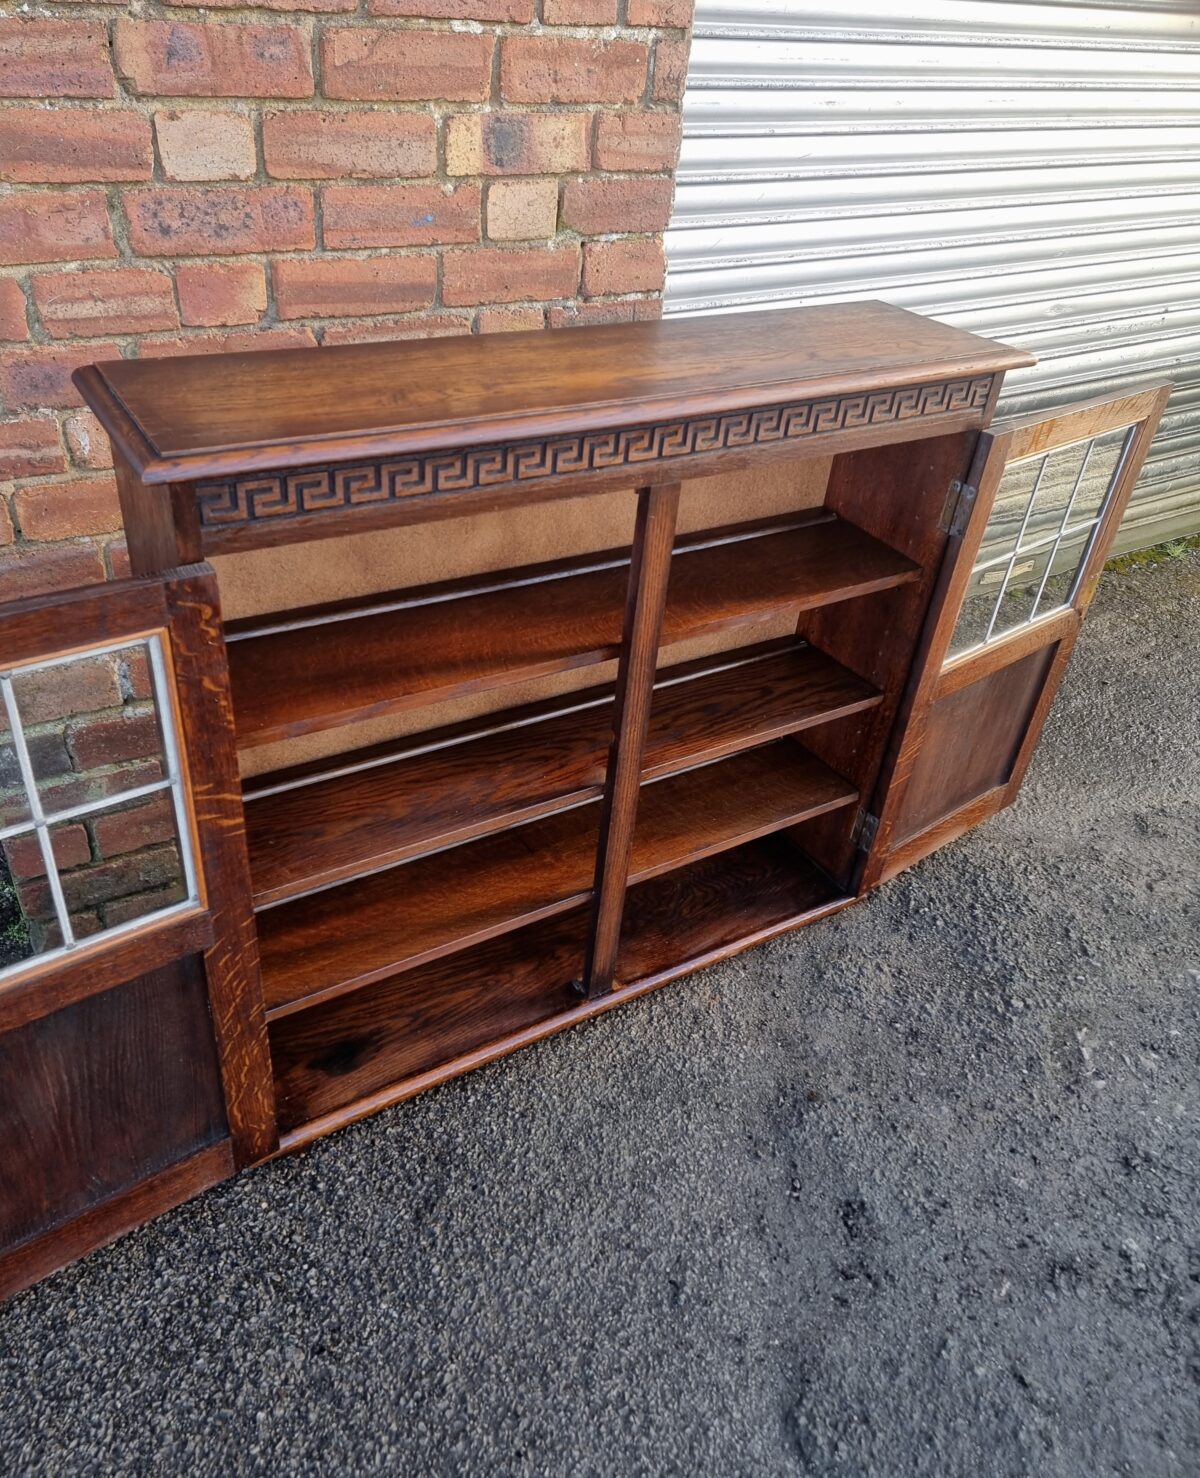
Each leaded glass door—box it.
[0,566,274,1296]
[863,384,1172,887]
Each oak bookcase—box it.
[0,302,1169,1293]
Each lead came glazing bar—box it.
[983,452,1050,645]
[147,633,200,911]
[0,675,75,950]
[1030,438,1097,618]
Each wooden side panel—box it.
[890,644,1057,844]
[797,429,978,883]
[166,571,277,1165]
[0,957,227,1251]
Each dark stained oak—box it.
[244,637,881,908]
[891,644,1057,845]
[113,457,202,576]
[615,833,847,990]
[0,958,227,1253]
[795,430,978,887]
[9,301,1174,1297]
[269,833,848,1137]
[270,910,590,1133]
[861,382,1171,890]
[0,1142,233,1302]
[245,690,609,912]
[227,513,918,748]
[641,638,880,781]
[581,484,679,996]
[165,571,278,1166]
[0,568,275,1162]
[75,302,1032,484]
[260,805,597,1021]
[258,738,858,1020]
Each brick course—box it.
[0,0,693,607]
[0,108,152,184]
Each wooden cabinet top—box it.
[75,302,1032,485]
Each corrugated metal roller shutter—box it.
[664,0,1200,550]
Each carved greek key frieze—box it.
[196,374,994,533]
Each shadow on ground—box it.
[1,552,1197,1478]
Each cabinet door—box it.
[862,383,1171,887]
[0,565,273,1296]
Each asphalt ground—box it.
[1,549,1197,1478]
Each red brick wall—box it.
[0,2,693,954]
[0,1,694,600]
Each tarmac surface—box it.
[1,550,1197,1477]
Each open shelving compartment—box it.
[9,303,1175,1294]
[66,299,1039,1172]
[228,473,937,1142]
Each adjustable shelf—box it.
[269,832,849,1137]
[258,738,858,1021]
[226,511,918,749]
[243,636,882,909]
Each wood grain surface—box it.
[74,302,1032,482]
[227,513,917,748]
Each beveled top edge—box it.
[74,302,1035,485]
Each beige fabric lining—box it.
[221,457,831,778]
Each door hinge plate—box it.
[940,480,977,537]
[856,811,879,851]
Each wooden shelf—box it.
[258,737,858,1021]
[269,833,846,1136]
[227,512,917,748]
[616,834,847,989]
[270,908,588,1132]
[244,637,881,909]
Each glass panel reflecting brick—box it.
[0,843,36,971]
[0,633,197,985]
[0,707,33,831]
[8,643,166,808]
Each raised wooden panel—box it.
[891,644,1057,844]
[0,956,227,1252]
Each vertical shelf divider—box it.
[580,483,681,998]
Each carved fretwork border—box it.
[195,374,995,535]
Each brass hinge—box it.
[940,480,977,537]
